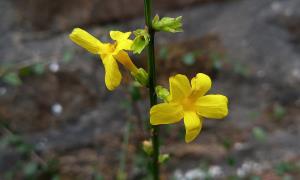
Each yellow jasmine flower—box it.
[150,73,228,143]
[69,28,138,90]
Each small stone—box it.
[185,169,206,179]
[0,87,7,96]
[208,165,223,177]
[283,8,293,17]
[271,2,281,12]
[291,69,300,79]
[234,142,247,151]
[257,70,265,78]
[51,103,63,115]
[49,62,60,73]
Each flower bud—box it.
[152,15,183,33]
[155,85,170,102]
[159,154,170,164]
[142,140,153,156]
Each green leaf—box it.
[182,53,196,65]
[273,103,286,120]
[95,174,104,180]
[131,29,150,54]
[19,66,33,77]
[252,127,267,142]
[275,162,294,176]
[63,50,74,63]
[129,83,141,101]
[250,176,261,180]
[234,63,249,77]
[32,63,45,75]
[152,15,183,33]
[221,138,233,150]
[226,156,236,166]
[2,72,22,86]
[16,143,33,155]
[159,47,168,60]
[23,162,39,177]
[4,171,14,180]
[51,175,60,180]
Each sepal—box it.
[131,29,150,54]
[131,68,149,87]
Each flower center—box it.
[107,43,117,54]
[181,96,197,111]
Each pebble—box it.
[0,87,7,96]
[49,62,60,73]
[51,103,63,115]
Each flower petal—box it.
[196,95,228,119]
[101,55,122,91]
[150,103,184,125]
[98,43,115,55]
[191,73,212,98]
[110,31,131,41]
[110,31,133,53]
[114,51,138,73]
[115,39,133,53]
[169,74,191,102]
[69,28,103,54]
[184,111,202,143]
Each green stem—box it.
[144,0,160,179]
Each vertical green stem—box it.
[144,0,160,179]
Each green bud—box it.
[155,85,170,101]
[159,154,170,164]
[142,140,153,156]
[131,68,149,87]
[131,29,150,54]
[152,15,183,33]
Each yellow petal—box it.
[196,95,228,119]
[101,55,122,91]
[184,111,202,143]
[191,73,212,98]
[169,74,191,102]
[98,43,115,55]
[114,51,138,73]
[115,39,133,52]
[150,103,184,125]
[110,31,131,41]
[69,28,103,54]
[110,31,133,53]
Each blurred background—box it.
[1,0,300,179]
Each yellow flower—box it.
[150,73,228,143]
[69,28,138,90]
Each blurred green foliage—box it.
[2,72,22,86]
[273,103,286,121]
[0,130,60,180]
[252,127,267,142]
[275,161,297,176]
[182,53,196,66]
